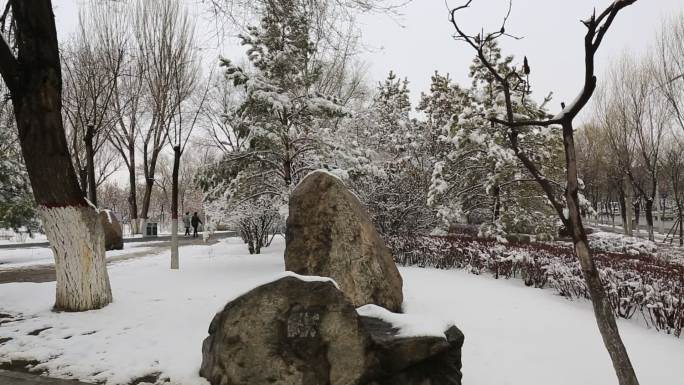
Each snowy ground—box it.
[0,231,47,246]
[0,243,162,269]
[0,237,682,385]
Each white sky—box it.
[54,0,684,117]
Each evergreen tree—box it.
[203,0,354,252]
[348,71,438,235]
[429,41,565,240]
[0,91,38,232]
[220,0,348,199]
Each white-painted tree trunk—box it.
[130,219,139,235]
[171,218,179,269]
[39,205,112,311]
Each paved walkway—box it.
[0,231,236,250]
[0,232,236,284]
[0,370,93,385]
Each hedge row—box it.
[387,235,684,337]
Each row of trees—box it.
[578,12,684,244]
[58,0,210,266]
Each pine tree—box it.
[429,41,565,240]
[220,0,348,198]
[348,71,438,235]
[0,97,37,232]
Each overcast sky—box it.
[54,0,684,117]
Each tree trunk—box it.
[678,202,683,247]
[1,0,112,311]
[645,198,654,241]
[40,205,112,310]
[562,122,638,385]
[618,186,628,234]
[625,183,633,236]
[140,178,154,224]
[79,167,88,197]
[140,145,161,227]
[84,124,97,206]
[493,185,501,220]
[170,146,181,269]
[127,143,139,234]
[656,184,665,235]
[633,199,640,236]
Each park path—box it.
[0,369,93,385]
[0,233,233,284]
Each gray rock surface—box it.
[200,276,373,385]
[285,170,403,312]
[98,210,123,251]
[200,276,463,385]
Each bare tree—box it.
[167,58,211,269]
[133,0,196,232]
[598,55,667,241]
[655,12,684,136]
[202,74,251,155]
[0,0,112,311]
[448,1,639,384]
[660,138,684,245]
[96,1,147,234]
[61,5,125,206]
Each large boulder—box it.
[285,170,403,312]
[200,275,374,385]
[98,210,123,250]
[200,275,464,385]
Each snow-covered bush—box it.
[233,197,283,254]
[389,235,684,337]
[588,231,658,256]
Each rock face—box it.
[200,275,373,385]
[200,276,463,385]
[285,171,403,312]
[98,210,123,250]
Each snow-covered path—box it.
[0,237,681,385]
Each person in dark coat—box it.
[191,212,202,238]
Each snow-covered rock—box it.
[200,274,463,385]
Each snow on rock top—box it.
[356,304,452,338]
[274,271,340,290]
[215,270,341,313]
[296,168,347,189]
[102,209,114,224]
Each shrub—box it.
[388,234,684,337]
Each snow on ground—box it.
[0,237,682,385]
[0,243,161,269]
[0,230,48,245]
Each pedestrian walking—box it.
[191,212,202,238]
[183,212,191,237]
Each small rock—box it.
[98,210,123,251]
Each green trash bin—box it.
[145,222,158,237]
